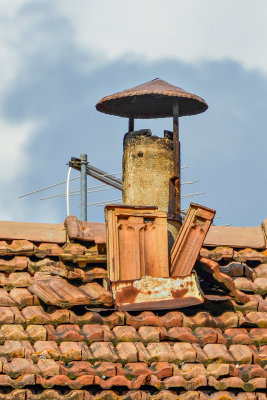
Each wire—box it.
[87,198,122,207]
[19,176,80,198]
[41,179,197,201]
[40,184,116,201]
[19,171,122,198]
[66,167,71,216]
[181,180,199,185]
[181,192,205,199]
[96,199,122,207]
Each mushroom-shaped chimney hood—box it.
[96,78,208,223]
[95,78,208,118]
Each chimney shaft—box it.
[122,131,173,212]
[122,130,181,248]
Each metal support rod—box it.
[168,103,181,221]
[87,164,122,185]
[173,103,181,217]
[129,117,134,132]
[173,103,179,177]
[70,157,122,190]
[86,169,122,190]
[80,154,87,221]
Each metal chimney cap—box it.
[96,78,208,119]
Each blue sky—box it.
[0,1,266,227]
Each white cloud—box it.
[56,0,267,74]
[0,118,36,182]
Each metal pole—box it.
[80,154,87,221]
[173,103,181,217]
[173,103,179,177]
[129,117,134,132]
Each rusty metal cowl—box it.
[96,78,208,118]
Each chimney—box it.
[96,78,208,247]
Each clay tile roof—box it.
[96,78,208,118]
[0,216,266,399]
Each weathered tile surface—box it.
[0,216,265,399]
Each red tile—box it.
[116,342,138,363]
[203,344,233,363]
[59,342,82,361]
[229,345,252,363]
[34,341,60,360]
[0,307,14,324]
[113,326,139,342]
[173,343,196,362]
[82,324,104,342]
[90,342,118,362]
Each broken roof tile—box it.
[65,216,106,244]
[29,276,112,308]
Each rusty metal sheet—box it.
[170,203,215,276]
[0,221,66,243]
[65,216,106,244]
[105,205,169,281]
[111,273,204,311]
[96,78,208,119]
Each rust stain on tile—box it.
[112,273,204,311]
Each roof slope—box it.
[0,216,265,399]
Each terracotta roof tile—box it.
[82,324,105,342]
[26,389,84,399]
[206,363,230,379]
[116,342,138,363]
[90,342,117,363]
[199,257,249,304]
[138,326,160,342]
[234,249,267,264]
[34,341,59,359]
[145,342,175,363]
[0,374,35,388]
[0,256,28,273]
[254,264,267,279]
[29,276,112,308]
[0,289,17,307]
[229,345,253,363]
[239,312,267,328]
[203,344,234,363]
[200,247,235,262]
[0,240,35,256]
[113,326,140,342]
[126,311,183,328]
[69,311,124,327]
[9,288,34,308]
[0,272,33,289]
[0,341,24,360]
[37,358,60,377]
[0,390,262,399]
[0,218,266,398]
[203,226,266,249]
[2,358,37,377]
[194,327,219,346]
